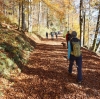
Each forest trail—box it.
[2,34,100,99]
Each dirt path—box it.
[2,36,100,99]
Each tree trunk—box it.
[92,8,100,52]
[79,0,83,46]
[46,7,49,29]
[21,0,26,31]
[83,11,85,46]
[67,6,69,31]
[3,0,6,16]
[88,1,91,48]
[95,9,100,52]
[12,0,15,15]
[18,2,21,30]
[28,0,33,33]
[38,1,42,32]
[28,0,30,31]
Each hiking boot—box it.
[76,80,82,84]
[78,81,82,84]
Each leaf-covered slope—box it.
[0,25,35,79]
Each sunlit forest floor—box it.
[0,32,100,99]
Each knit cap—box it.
[71,31,77,37]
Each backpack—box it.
[71,41,81,57]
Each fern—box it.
[5,58,14,68]
[0,52,17,78]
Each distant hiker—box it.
[55,32,58,39]
[46,32,48,39]
[58,31,60,34]
[50,32,54,40]
[68,31,82,84]
[50,32,53,39]
[66,31,71,48]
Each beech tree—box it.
[90,0,100,51]
[92,8,100,52]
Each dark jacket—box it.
[66,33,71,42]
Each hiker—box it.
[50,32,54,40]
[55,32,58,39]
[66,31,71,48]
[68,31,82,83]
[46,32,48,39]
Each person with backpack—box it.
[68,31,82,84]
[66,31,71,48]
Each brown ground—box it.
[1,34,100,99]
